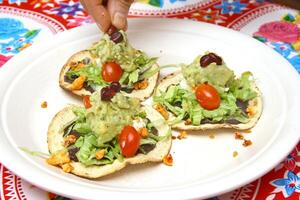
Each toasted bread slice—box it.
[47,106,171,178]
[155,71,263,130]
[59,50,159,101]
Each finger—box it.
[79,0,87,10]
[84,0,111,32]
[108,0,134,30]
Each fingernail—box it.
[113,12,126,29]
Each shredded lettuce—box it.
[128,69,139,85]
[72,107,87,122]
[20,147,49,159]
[229,72,257,101]
[75,134,123,166]
[73,122,91,134]
[66,65,107,86]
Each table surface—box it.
[0,0,300,199]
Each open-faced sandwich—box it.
[59,30,159,100]
[47,83,171,178]
[153,52,262,130]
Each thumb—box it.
[108,0,133,30]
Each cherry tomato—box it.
[195,83,221,110]
[102,62,123,82]
[83,95,91,109]
[118,125,141,157]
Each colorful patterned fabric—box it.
[0,0,299,199]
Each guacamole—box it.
[86,92,140,144]
[182,55,234,88]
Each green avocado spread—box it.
[182,55,234,87]
[86,92,140,144]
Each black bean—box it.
[110,82,121,92]
[107,25,117,36]
[138,144,156,154]
[236,99,248,114]
[208,53,222,65]
[199,53,223,67]
[150,126,158,136]
[110,31,123,43]
[102,0,108,6]
[225,119,241,124]
[200,119,224,124]
[69,131,80,139]
[120,86,134,93]
[64,74,78,83]
[68,147,79,162]
[83,82,95,93]
[101,86,116,101]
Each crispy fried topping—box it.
[61,163,73,173]
[177,131,187,140]
[133,79,149,90]
[163,154,173,166]
[244,129,252,133]
[233,151,238,157]
[243,139,253,147]
[171,135,177,140]
[47,150,70,166]
[235,132,244,140]
[139,127,148,138]
[246,106,256,117]
[154,103,169,120]
[208,133,215,139]
[41,101,47,108]
[69,61,85,70]
[64,135,77,147]
[70,75,86,90]
[95,149,106,160]
[184,119,192,125]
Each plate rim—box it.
[0,18,300,199]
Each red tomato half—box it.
[118,126,141,157]
[83,95,92,109]
[195,83,221,110]
[102,61,123,82]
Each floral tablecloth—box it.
[0,0,299,199]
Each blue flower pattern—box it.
[169,0,187,3]
[269,42,300,73]
[271,171,300,197]
[0,18,28,39]
[215,0,248,15]
[51,2,83,16]
[0,18,40,55]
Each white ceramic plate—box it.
[0,19,299,200]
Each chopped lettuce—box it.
[229,72,257,101]
[66,64,107,86]
[75,134,123,166]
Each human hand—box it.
[80,0,134,32]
